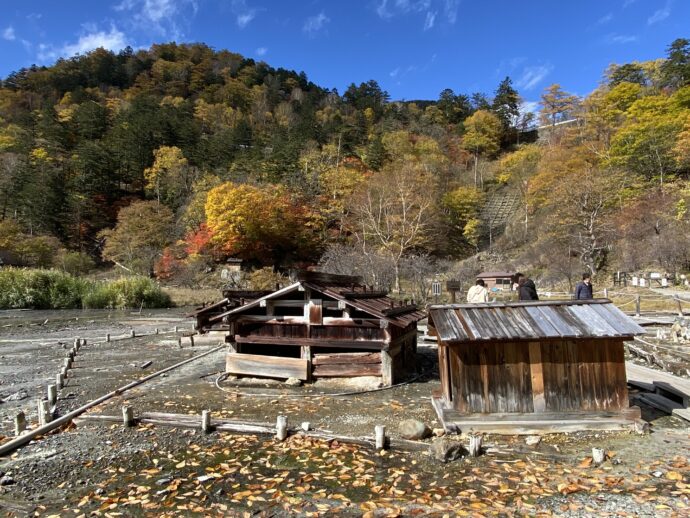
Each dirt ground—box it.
[1,309,690,516]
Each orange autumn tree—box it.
[205,182,322,266]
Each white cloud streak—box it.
[516,64,553,91]
[303,12,329,35]
[648,1,671,25]
[113,0,198,39]
[255,46,267,56]
[423,11,436,30]
[606,33,638,44]
[37,25,128,63]
[3,26,16,41]
[232,0,260,29]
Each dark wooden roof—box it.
[213,280,425,328]
[428,299,644,344]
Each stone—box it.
[429,438,465,463]
[398,419,431,440]
[0,475,16,486]
[156,477,173,486]
[432,428,446,437]
[285,377,302,387]
[525,435,541,446]
[5,389,28,402]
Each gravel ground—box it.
[0,309,689,516]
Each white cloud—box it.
[114,0,198,38]
[390,67,400,77]
[376,0,456,29]
[623,0,636,7]
[37,25,128,63]
[606,33,638,44]
[303,12,329,35]
[516,64,553,91]
[3,26,16,41]
[648,1,671,25]
[423,11,436,30]
[596,13,613,25]
[232,0,260,29]
[255,46,267,56]
[443,0,459,24]
[63,26,128,56]
[520,100,540,116]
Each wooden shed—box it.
[476,271,514,291]
[209,272,425,385]
[427,300,646,433]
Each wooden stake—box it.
[189,335,195,347]
[38,399,51,426]
[14,412,26,436]
[676,298,683,317]
[603,288,609,299]
[106,333,111,342]
[57,373,64,389]
[64,357,72,369]
[130,330,136,338]
[276,415,288,441]
[201,410,211,433]
[155,328,159,335]
[74,338,80,350]
[635,295,641,317]
[375,424,386,450]
[61,366,68,377]
[174,325,178,333]
[122,406,134,427]
[47,384,57,406]
[80,338,87,347]
[592,447,606,465]
[468,434,483,457]
[178,337,182,348]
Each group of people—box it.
[466,272,594,303]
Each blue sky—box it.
[0,1,687,107]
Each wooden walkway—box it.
[626,362,690,421]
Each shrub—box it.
[83,277,172,309]
[56,251,96,276]
[0,268,172,309]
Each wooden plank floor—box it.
[626,362,690,398]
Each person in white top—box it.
[467,279,489,303]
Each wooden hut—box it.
[476,271,514,291]
[209,272,425,385]
[191,290,273,333]
[427,299,645,433]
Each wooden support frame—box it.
[234,335,387,350]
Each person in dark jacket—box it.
[574,273,594,300]
[514,272,539,301]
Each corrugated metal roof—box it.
[428,300,644,343]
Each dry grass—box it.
[163,286,222,307]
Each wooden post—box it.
[122,406,134,427]
[155,328,159,335]
[189,335,195,347]
[174,325,178,333]
[635,295,641,317]
[201,410,211,433]
[676,298,683,317]
[74,338,80,350]
[14,412,26,436]
[130,329,136,338]
[592,447,606,465]
[47,384,57,406]
[375,424,386,450]
[468,434,483,457]
[64,357,72,369]
[61,366,68,377]
[38,399,51,426]
[603,288,609,299]
[57,373,64,389]
[178,336,183,348]
[80,338,87,347]
[528,342,546,413]
[381,327,393,386]
[106,333,111,342]
[275,415,288,441]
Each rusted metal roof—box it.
[428,300,644,344]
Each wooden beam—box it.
[528,341,546,413]
[341,291,389,299]
[312,352,381,365]
[234,335,387,350]
[226,353,309,380]
[382,304,419,317]
[313,363,382,377]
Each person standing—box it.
[574,273,594,300]
[467,279,489,303]
[514,272,539,301]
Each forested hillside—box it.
[0,39,689,294]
